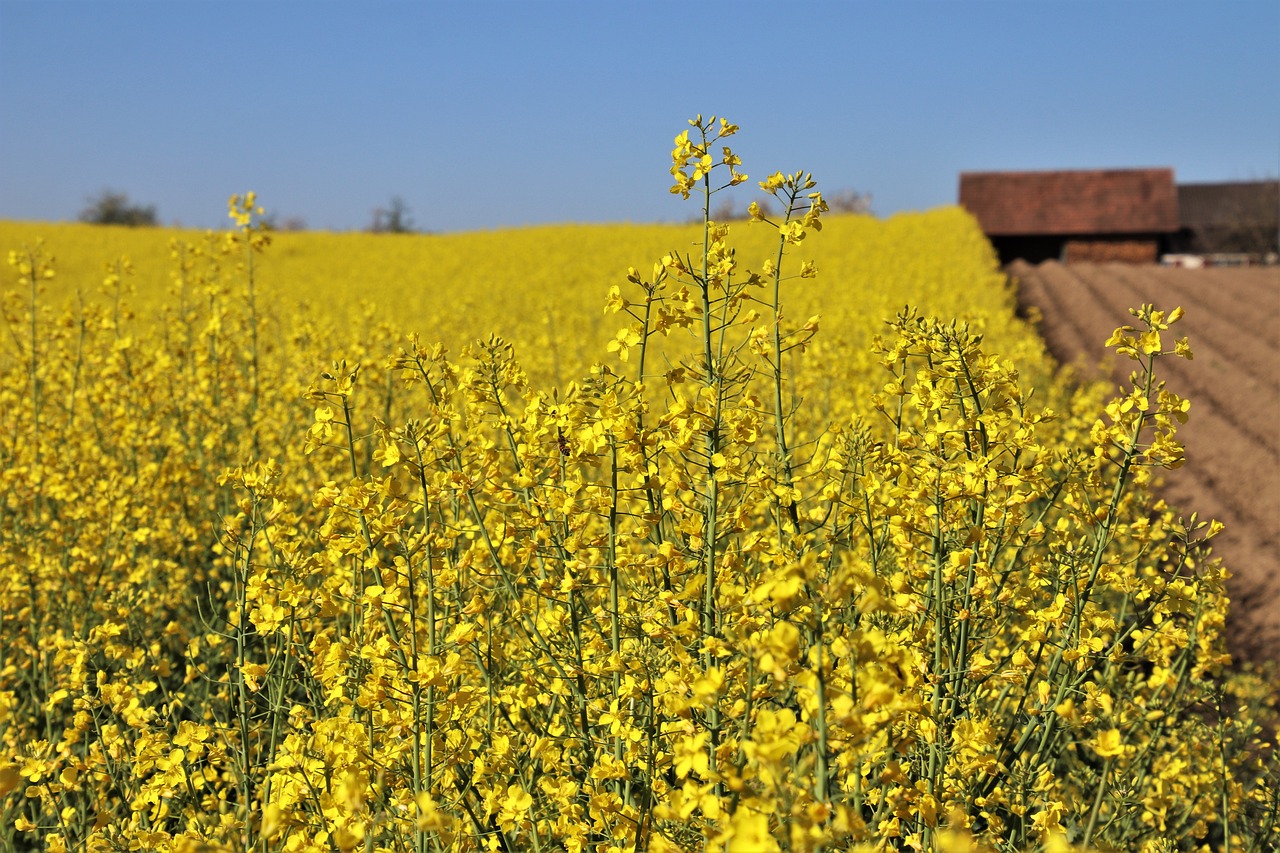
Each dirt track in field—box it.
[1009,260,1280,666]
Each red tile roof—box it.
[959,168,1179,236]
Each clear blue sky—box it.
[1,0,1276,233]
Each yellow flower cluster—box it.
[0,119,1275,852]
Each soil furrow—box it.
[1107,264,1280,395]
[1158,456,1280,664]
[1074,264,1280,454]
[1019,261,1124,366]
[1175,404,1280,535]
[1007,260,1095,367]
[1008,260,1280,665]
[1197,267,1280,318]
[1206,267,1280,316]
[1159,360,1279,462]
[1149,266,1279,342]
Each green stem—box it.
[1082,756,1113,846]
[769,189,801,536]
[697,137,722,783]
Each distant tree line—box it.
[71,188,883,233]
[708,188,874,222]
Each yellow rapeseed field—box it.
[0,117,1275,852]
[0,202,1035,389]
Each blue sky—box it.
[1,0,1276,232]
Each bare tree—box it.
[705,189,867,223]
[79,189,158,226]
[827,188,873,215]
[711,196,739,222]
[370,196,415,233]
[261,211,308,232]
[705,195,777,222]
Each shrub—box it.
[78,189,158,227]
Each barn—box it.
[958,168,1180,265]
[1169,180,1280,258]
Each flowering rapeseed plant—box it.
[0,117,1275,852]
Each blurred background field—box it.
[1,208,1050,391]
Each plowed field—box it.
[1010,260,1280,665]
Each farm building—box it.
[958,168,1179,265]
[1168,180,1280,258]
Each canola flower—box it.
[0,118,1276,853]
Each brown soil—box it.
[1009,260,1280,666]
